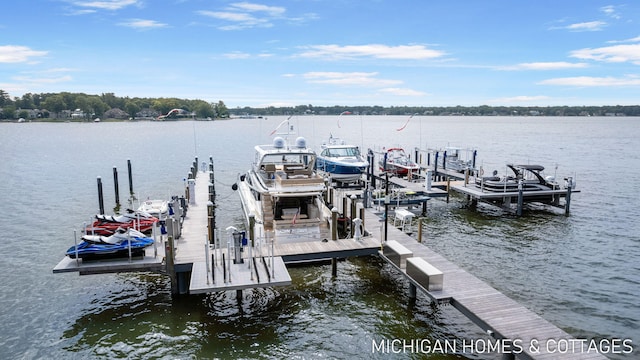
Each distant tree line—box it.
[231,104,640,117]
[0,90,229,121]
[2,89,638,121]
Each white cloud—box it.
[378,88,428,96]
[197,10,271,30]
[539,75,640,86]
[229,2,285,17]
[303,72,402,87]
[490,95,551,103]
[13,75,74,84]
[499,62,589,71]
[565,21,606,32]
[570,44,640,65]
[118,19,168,29]
[0,45,48,63]
[223,51,251,59]
[600,5,621,19]
[70,0,140,11]
[607,36,640,44]
[298,44,446,60]
[197,2,293,30]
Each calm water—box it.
[0,116,638,359]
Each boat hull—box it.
[316,158,367,182]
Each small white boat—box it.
[138,199,168,217]
[379,147,420,176]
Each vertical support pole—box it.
[565,177,573,216]
[342,197,347,218]
[446,177,451,204]
[472,150,477,170]
[166,236,177,295]
[443,151,447,170]
[331,258,337,277]
[97,176,104,215]
[409,283,417,299]
[425,169,432,191]
[368,149,376,189]
[417,217,423,243]
[350,194,357,235]
[328,187,334,207]
[331,207,338,241]
[383,151,389,242]
[421,198,428,217]
[249,214,255,247]
[434,152,439,180]
[127,159,134,196]
[207,201,214,244]
[188,177,196,205]
[113,167,120,211]
[205,236,210,285]
[517,180,524,216]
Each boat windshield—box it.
[261,153,313,166]
[323,147,360,157]
[388,149,406,159]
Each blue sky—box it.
[1,0,639,108]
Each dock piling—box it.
[166,236,177,295]
[188,177,196,205]
[517,180,524,216]
[113,167,120,211]
[207,201,214,244]
[127,159,133,196]
[96,176,104,215]
[565,177,573,216]
[331,207,338,240]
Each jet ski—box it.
[85,209,158,235]
[66,228,154,260]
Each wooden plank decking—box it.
[363,207,606,359]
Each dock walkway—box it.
[362,208,605,359]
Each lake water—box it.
[0,116,638,359]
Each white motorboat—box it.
[315,135,368,184]
[138,199,168,217]
[235,136,332,244]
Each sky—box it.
[1,0,639,108]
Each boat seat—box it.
[292,168,311,176]
[262,164,277,178]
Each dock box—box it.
[383,240,413,269]
[406,257,443,291]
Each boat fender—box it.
[232,183,238,191]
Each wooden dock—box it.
[177,170,380,294]
[363,208,606,360]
